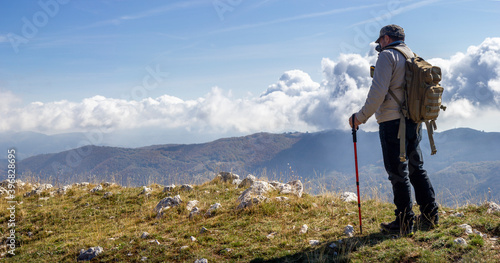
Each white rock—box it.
[309,240,320,246]
[205,203,222,217]
[238,175,256,188]
[275,196,289,202]
[195,259,208,263]
[218,172,240,183]
[186,200,199,211]
[459,224,473,235]
[77,246,103,261]
[237,181,274,209]
[278,180,304,197]
[90,185,103,193]
[340,192,357,202]
[299,224,308,234]
[344,225,355,237]
[487,202,500,214]
[181,184,193,191]
[163,184,176,192]
[180,245,189,251]
[154,195,182,214]
[454,237,467,246]
[141,232,149,239]
[149,239,160,245]
[141,186,152,195]
[189,207,200,219]
[266,232,277,239]
[451,212,464,217]
[190,236,197,242]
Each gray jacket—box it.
[356,43,413,124]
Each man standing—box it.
[349,24,439,236]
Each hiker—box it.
[349,24,439,236]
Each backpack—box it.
[385,46,446,162]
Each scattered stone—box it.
[140,186,152,196]
[195,259,208,263]
[90,185,103,193]
[181,184,193,191]
[329,243,338,249]
[217,172,240,183]
[23,183,54,197]
[451,212,464,217]
[200,227,209,234]
[27,232,33,237]
[278,180,304,197]
[309,240,320,246]
[186,200,199,211]
[180,245,189,251]
[149,239,160,245]
[299,224,308,234]
[141,232,150,239]
[190,236,197,242]
[127,253,133,257]
[486,202,500,214]
[459,224,473,235]
[103,192,113,199]
[141,256,148,261]
[56,185,72,195]
[205,203,222,217]
[344,225,355,237]
[154,195,182,216]
[232,179,242,185]
[266,232,277,239]
[473,229,487,238]
[275,196,289,202]
[102,182,116,187]
[454,237,467,246]
[163,184,176,192]
[340,192,357,202]
[77,246,103,261]
[189,207,201,219]
[237,181,274,209]
[238,175,257,188]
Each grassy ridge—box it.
[0,179,499,262]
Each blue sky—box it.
[1,0,500,145]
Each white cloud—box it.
[2,37,500,138]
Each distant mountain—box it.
[11,128,500,206]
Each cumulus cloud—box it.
[1,37,500,138]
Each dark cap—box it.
[375,24,405,43]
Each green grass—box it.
[0,179,499,262]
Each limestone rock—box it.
[309,240,320,246]
[195,259,208,263]
[154,195,182,216]
[340,192,357,202]
[299,224,308,234]
[163,184,176,192]
[238,175,256,188]
[217,172,240,183]
[77,246,103,261]
[205,203,222,217]
[237,181,274,209]
[141,232,149,239]
[90,185,103,193]
[181,184,194,191]
[186,200,199,211]
[344,225,355,237]
[140,186,152,196]
[459,224,473,235]
[278,180,303,197]
[487,202,500,214]
[454,237,467,246]
[189,207,200,219]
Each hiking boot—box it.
[380,218,414,237]
[416,214,439,230]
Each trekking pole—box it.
[351,114,363,235]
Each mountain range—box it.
[4,128,500,206]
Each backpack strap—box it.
[388,89,407,162]
[425,120,438,155]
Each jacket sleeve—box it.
[355,51,394,123]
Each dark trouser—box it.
[379,118,438,221]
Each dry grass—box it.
[0,178,498,262]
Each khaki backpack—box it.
[385,46,446,162]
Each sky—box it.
[1,0,500,146]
